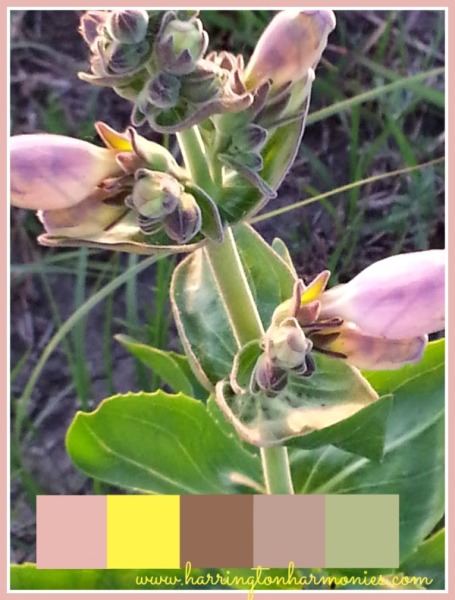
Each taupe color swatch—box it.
[36,495,107,569]
[180,495,254,568]
[253,495,325,567]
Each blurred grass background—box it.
[10,10,445,562]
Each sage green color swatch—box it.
[325,495,399,568]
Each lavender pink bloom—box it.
[10,134,120,211]
[243,10,336,91]
[320,250,445,339]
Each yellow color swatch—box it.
[107,495,180,569]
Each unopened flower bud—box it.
[267,318,313,370]
[244,10,336,91]
[179,64,222,104]
[129,169,182,222]
[10,134,120,211]
[155,16,208,76]
[252,353,288,395]
[163,192,202,244]
[102,39,149,75]
[146,72,181,109]
[106,10,149,44]
[320,250,445,339]
[231,124,268,153]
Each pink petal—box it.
[244,10,336,90]
[313,322,428,370]
[321,250,445,338]
[10,134,119,211]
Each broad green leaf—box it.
[10,564,206,590]
[205,395,264,493]
[170,224,296,385]
[66,391,261,494]
[400,528,445,590]
[287,393,393,461]
[216,353,380,451]
[171,248,237,387]
[290,340,445,562]
[115,334,204,398]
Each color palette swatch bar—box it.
[36,495,399,569]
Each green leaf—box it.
[115,334,206,398]
[400,528,445,590]
[230,340,263,391]
[165,350,210,400]
[66,391,261,494]
[290,340,445,562]
[170,224,296,385]
[233,224,296,326]
[215,93,310,223]
[171,247,237,387]
[115,335,193,395]
[218,153,276,199]
[184,180,225,243]
[271,237,298,277]
[216,353,380,449]
[287,393,393,462]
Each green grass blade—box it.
[307,67,444,125]
[251,157,444,224]
[13,254,163,442]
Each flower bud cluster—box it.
[79,10,153,87]
[10,122,206,251]
[247,249,445,396]
[79,10,253,133]
[251,318,316,397]
[125,169,202,243]
[207,11,335,201]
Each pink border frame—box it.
[2,2,451,598]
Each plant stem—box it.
[177,127,294,494]
[260,447,294,494]
[176,127,216,197]
[205,230,263,347]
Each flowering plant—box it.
[10,9,445,591]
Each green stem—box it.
[176,127,216,196]
[177,127,294,494]
[260,447,294,494]
[205,230,263,347]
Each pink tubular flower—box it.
[243,10,336,91]
[10,134,120,211]
[320,250,445,339]
[267,250,445,374]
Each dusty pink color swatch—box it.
[253,495,325,568]
[36,495,107,569]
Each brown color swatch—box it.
[36,495,107,569]
[253,495,325,568]
[180,495,254,568]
